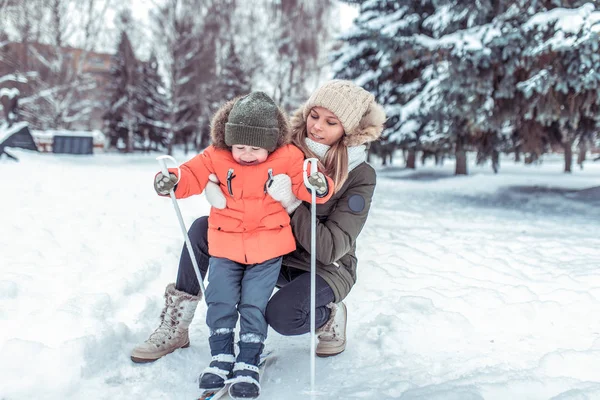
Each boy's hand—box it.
[205,174,226,209]
[154,172,178,195]
[306,171,329,197]
[267,174,302,214]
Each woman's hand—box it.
[306,171,328,197]
[267,174,302,214]
[204,174,226,209]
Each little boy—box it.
[153,92,332,399]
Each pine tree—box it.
[332,0,490,170]
[436,1,600,173]
[104,30,139,153]
[332,1,398,163]
[516,2,600,172]
[218,42,251,101]
[135,53,169,152]
[151,0,221,154]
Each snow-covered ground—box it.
[2,149,600,400]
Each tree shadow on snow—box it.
[453,185,600,218]
[378,167,455,181]
[506,185,600,205]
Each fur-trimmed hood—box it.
[210,95,292,150]
[290,101,386,147]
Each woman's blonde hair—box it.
[292,125,349,193]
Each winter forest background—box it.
[2,0,600,174]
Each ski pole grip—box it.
[303,158,319,189]
[156,155,181,184]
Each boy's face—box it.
[231,145,269,166]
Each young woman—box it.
[131,79,385,366]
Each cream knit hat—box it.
[303,80,375,135]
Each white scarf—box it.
[304,138,367,172]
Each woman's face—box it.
[306,106,345,146]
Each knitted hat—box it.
[303,80,376,135]
[225,91,280,151]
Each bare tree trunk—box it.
[492,150,499,174]
[167,138,173,156]
[455,136,468,175]
[406,149,416,169]
[563,139,573,173]
[144,128,150,153]
[167,115,175,156]
[577,138,586,170]
[125,99,133,153]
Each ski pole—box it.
[303,157,319,396]
[156,155,206,297]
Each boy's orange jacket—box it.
[168,144,333,265]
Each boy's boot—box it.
[228,341,264,399]
[316,302,347,357]
[199,331,235,391]
[131,283,201,363]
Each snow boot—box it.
[316,302,347,357]
[199,331,235,391]
[228,341,264,399]
[131,283,201,363]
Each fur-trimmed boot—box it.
[130,283,201,363]
[228,341,264,399]
[316,302,347,357]
[199,331,235,391]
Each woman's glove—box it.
[267,174,302,214]
[306,171,329,197]
[204,174,226,209]
[154,172,178,195]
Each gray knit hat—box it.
[303,80,375,135]
[225,91,280,151]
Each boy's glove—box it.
[267,174,302,214]
[205,174,226,209]
[306,171,329,197]
[154,172,178,195]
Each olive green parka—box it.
[281,107,382,302]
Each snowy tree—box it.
[1,0,114,130]
[135,53,169,152]
[147,0,337,153]
[268,0,336,111]
[218,42,251,103]
[419,1,600,174]
[151,0,223,154]
[104,30,139,153]
[332,0,494,170]
[516,3,600,172]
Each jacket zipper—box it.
[226,168,236,196]
[264,168,273,193]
